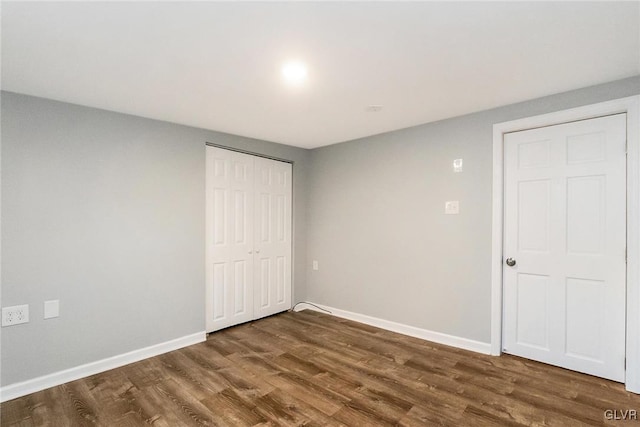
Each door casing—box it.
[491,95,640,393]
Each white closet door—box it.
[503,114,626,382]
[206,147,292,332]
[253,156,292,320]
[206,148,255,332]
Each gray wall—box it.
[306,76,640,344]
[0,91,309,386]
[3,76,639,387]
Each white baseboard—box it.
[294,302,491,355]
[0,331,206,403]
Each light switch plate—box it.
[453,159,463,172]
[44,300,59,319]
[445,201,460,214]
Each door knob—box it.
[506,258,516,267]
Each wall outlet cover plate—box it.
[2,305,30,326]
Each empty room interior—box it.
[2,1,640,425]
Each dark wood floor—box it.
[1,310,639,426]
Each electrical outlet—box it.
[312,260,319,271]
[2,304,30,327]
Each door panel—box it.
[276,256,286,304]
[212,263,227,320]
[566,176,604,254]
[517,180,550,252]
[206,148,255,331]
[503,114,626,382]
[565,277,604,361]
[253,157,292,319]
[516,273,550,350]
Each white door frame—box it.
[491,95,640,393]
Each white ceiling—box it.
[2,2,638,149]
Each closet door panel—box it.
[253,157,292,319]
[206,148,255,332]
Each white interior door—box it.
[253,156,292,319]
[206,147,292,332]
[206,148,255,332]
[503,114,626,382]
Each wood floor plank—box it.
[148,379,217,426]
[262,372,346,416]
[107,385,172,427]
[2,310,639,426]
[199,387,267,426]
[399,404,464,427]
[253,389,327,426]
